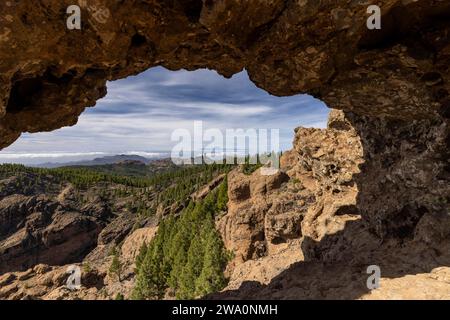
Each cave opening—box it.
[0,67,330,167]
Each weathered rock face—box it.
[0,170,156,275]
[300,110,450,271]
[218,109,365,263]
[0,225,159,300]
[0,168,160,299]
[0,263,106,300]
[0,0,449,149]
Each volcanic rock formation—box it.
[0,0,449,299]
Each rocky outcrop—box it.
[212,109,450,300]
[217,109,365,267]
[0,1,449,148]
[0,0,449,300]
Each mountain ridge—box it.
[35,154,161,168]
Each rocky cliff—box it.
[0,163,228,299]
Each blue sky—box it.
[0,67,329,165]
